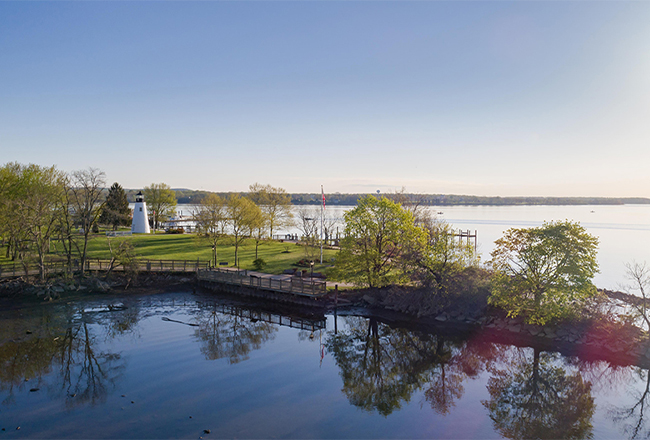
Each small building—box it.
[131,191,150,234]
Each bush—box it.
[166,227,185,234]
[252,258,267,271]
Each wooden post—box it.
[335,285,338,307]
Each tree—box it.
[69,168,106,275]
[295,206,320,260]
[245,205,267,261]
[248,183,293,238]
[622,261,650,331]
[0,163,67,280]
[403,212,478,292]
[335,196,426,288]
[143,183,177,232]
[489,220,599,325]
[193,193,227,267]
[225,194,258,268]
[99,182,131,231]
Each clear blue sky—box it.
[2,1,649,196]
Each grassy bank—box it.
[0,233,338,277]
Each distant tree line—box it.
[124,189,650,206]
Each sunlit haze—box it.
[2,2,649,196]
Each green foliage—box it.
[99,182,131,230]
[335,196,426,288]
[403,215,479,293]
[252,258,267,271]
[489,220,599,325]
[144,183,177,231]
[0,162,67,280]
[248,183,292,238]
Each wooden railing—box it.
[0,259,209,278]
[197,268,327,297]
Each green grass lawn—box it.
[25,233,337,277]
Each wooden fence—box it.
[197,268,327,298]
[0,259,209,279]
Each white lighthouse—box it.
[131,191,151,234]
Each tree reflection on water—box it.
[326,317,505,416]
[192,303,277,364]
[611,367,650,439]
[327,316,598,439]
[483,348,595,439]
[0,304,129,408]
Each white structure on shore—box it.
[131,191,150,234]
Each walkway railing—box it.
[197,267,327,297]
[0,259,209,278]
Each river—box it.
[1,290,649,438]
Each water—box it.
[1,291,650,438]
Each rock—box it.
[508,325,521,333]
[362,295,377,305]
[29,388,39,392]
[204,429,211,434]
[435,314,447,322]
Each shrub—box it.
[252,258,267,271]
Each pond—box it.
[2,290,649,439]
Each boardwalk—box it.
[197,267,327,298]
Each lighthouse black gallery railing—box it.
[0,259,210,278]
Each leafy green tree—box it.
[0,162,67,280]
[193,193,227,267]
[143,183,177,232]
[489,220,599,325]
[403,213,478,292]
[248,183,293,238]
[335,196,426,288]
[225,194,259,268]
[244,203,267,261]
[99,182,131,230]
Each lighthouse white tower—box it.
[131,191,151,234]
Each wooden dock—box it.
[197,267,328,305]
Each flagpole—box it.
[320,185,324,264]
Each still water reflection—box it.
[1,291,650,438]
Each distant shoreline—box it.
[121,188,650,206]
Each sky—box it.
[1,1,649,197]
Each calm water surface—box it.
[2,291,650,439]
